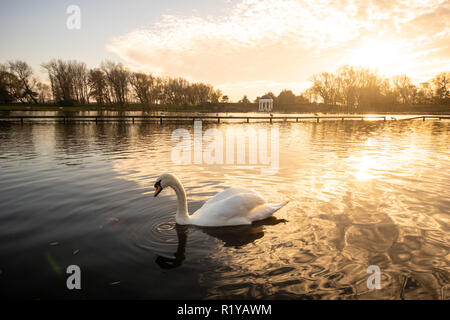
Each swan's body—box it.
[154,173,288,227]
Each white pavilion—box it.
[258,95,273,112]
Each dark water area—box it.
[0,120,448,299]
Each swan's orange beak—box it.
[154,185,162,197]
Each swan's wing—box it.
[202,187,263,208]
[190,192,266,226]
[248,201,289,222]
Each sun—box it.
[347,39,401,75]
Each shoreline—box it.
[0,105,449,115]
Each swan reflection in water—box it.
[155,217,287,269]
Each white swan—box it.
[153,173,288,227]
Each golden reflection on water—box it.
[349,154,382,181]
[1,119,448,299]
[106,120,449,299]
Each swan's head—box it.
[153,173,179,197]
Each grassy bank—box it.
[0,104,221,113]
[1,103,449,114]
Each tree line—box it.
[1,59,449,112]
[254,66,449,112]
[0,59,222,107]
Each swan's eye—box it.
[154,180,161,188]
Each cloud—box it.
[108,0,450,100]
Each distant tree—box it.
[88,69,109,105]
[42,59,76,104]
[354,67,383,110]
[432,72,450,104]
[72,62,89,104]
[295,94,309,104]
[101,61,130,106]
[221,95,229,103]
[417,82,433,104]
[239,95,250,104]
[392,75,416,104]
[336,65,358,109]
[0,63,21,104]
[311,72,338,105]
[129,72,155,107]
[194,82,216,104]
[379,78,396,106]
[301,87,316,103]
[277,89,296,106]
[309,66,388,111]
[264,92,276,101]
[161,77,187,104]
[210,89,222,103]
[8,60,38,104]
[35,82,51,103]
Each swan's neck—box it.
[169,179,189,224]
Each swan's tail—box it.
[250,200,289,222]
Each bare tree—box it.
[35,82,51,103]
[0,63,21,104]
[432,72,450,104]
[354,68,383,110]
[311,72,338,105]
[88,69,109,105]
[392,75,416,104]
[101,61,129,106]
[337,65,358,110]
[301,87,316,104]
[42,59,76,103]
[211,89,222,103]
[129,72,157,107]
[8,60,38,104]
[72,61,89,104]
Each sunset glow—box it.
[347,40,402,75]
[0,0,448,100]
[1,0,449,303]
[106,0,450,100]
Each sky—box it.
[1,0,449,101]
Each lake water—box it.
[0,119,449,299]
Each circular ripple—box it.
[156,221,176,232]
[128,203,206,261]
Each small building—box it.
[258,95,273,112]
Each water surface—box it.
[0,120,448,299]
